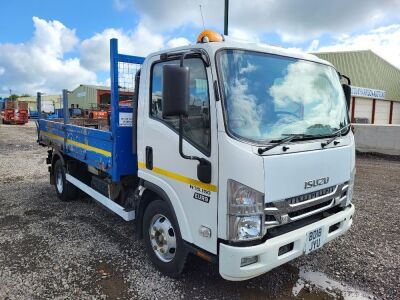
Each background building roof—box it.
[72,84,110,91]
[314,50,400,101]
[18,94,61,103]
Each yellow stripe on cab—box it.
[138,161,217,193]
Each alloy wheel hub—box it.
[149,214,176,262]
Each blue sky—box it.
[0,0,139,42]
[0,0,399,96]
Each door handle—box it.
[146,146,153,170]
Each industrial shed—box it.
[68,85,134,109]
[18,94,62,111]
[314,50,400,124]
[68,85,110,109]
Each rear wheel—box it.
[53,159,78,201]
[143,200,187,277]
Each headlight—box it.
[227,180,264,241]
[229,215,262,241]
[346,168,356,205]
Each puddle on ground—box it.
[88,259,134,299]
[242,266,374,300]
[294,267,374,300]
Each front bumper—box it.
[219,204,355,281]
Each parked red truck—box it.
[1,100,29,124]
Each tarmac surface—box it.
[0,121,399,299]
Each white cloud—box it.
[113,0,130,11]
[228,28,260,43]
[307,40,320,52]
[0,17,192,96]
[130,0,400,42]
[316,24,400,69]
[80,24,193,73]
[80,24,165,72]
[0,17,96,96]
[166,37,191,48]
[133,0,221,33]
[31,16,78,56]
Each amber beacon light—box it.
[197,30,225,43]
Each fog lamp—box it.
[241,255,259,267]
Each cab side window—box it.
[150,58,211,155]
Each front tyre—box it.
[143,200,187,277]
[53,159,78,201]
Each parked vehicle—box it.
[41,100,55,114]
[87,104,108,120]
[37,31,355,281]
[2,100,29,124]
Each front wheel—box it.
[143,200,187,277]
[53,159,78,201]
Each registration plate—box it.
[305,227,324,254]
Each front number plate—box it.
[305,227,324,254]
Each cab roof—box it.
[149,38,333,68]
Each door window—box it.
[150,58,211,155]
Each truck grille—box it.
[286,186,336,205]
[264,182,348,228]
[288,199,332,218]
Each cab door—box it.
[138,53,219,254]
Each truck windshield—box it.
[217,49,349,143]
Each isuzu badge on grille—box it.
[304,177,330,189]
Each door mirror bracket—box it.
[339,73,352,112]
[178,115,212,183]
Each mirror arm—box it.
[178,115,203,163]
[180,52,191,67]
[342,74,351,85]
[339,72,351,85]
[178,115,211,183]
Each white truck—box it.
[38,30,355,281]
[41,100,55,114]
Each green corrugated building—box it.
[313,50,400,124]
[68,85,111,109]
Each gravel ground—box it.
[0,121,399,300]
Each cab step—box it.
[66,174,135,221]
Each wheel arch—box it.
[51,150,66,169]
[135,180,192,244]
[50,150,66,185]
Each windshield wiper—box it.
[257,133,311,154]
[321,123,351,148]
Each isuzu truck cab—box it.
[38,30,355,281]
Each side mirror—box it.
[162,64,189,117]
[342,84,351,110]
